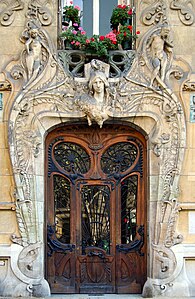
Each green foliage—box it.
[60,3,139,55]
[110,4,133,27]
[63,4,80,24]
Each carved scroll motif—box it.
[170,0,195,25]
[0,0,24,26]
[0,81,11,91]
[27,1,52,26]
[183,80,195,91]
[140,1,167,25]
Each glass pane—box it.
[121,175,137,244]
[54,142,90,174]
[101,142,138,174]
[81,185,110,254]
[54,175,71,243]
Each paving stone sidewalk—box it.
[1,295,195,299]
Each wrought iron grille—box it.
[53,175,71,243]
[53,142,90,174]
[121,175,138,244]
[81,185,110,254]
[101,142,138,174]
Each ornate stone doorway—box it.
[45,124,147,294]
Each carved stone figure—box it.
[21,20,50,87]
[147,24,173,86]
[89,70,110,109]
[75,62,111,128]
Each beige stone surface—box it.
[177,211,195,243]
[0,123,7,148]
[0,148,13,176]
[0,211,18,244]
[0,175,14,202]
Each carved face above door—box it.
[45,124,147,294]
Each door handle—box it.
[87,251,105,259]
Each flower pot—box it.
[62,15,70,26]
[120,18,131,26]
[122,40,132,50]
[64,40,72,50]
[111,23,119,31]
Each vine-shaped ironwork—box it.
[53,142,91,174]
[116,225,144,256]
[47,225,75,257]
[100,142,138,175]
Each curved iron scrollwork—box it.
[116,225,144,256]
[54,142,91,174]
[58,50,135,78]
[101,142,138,175]
[47,225,75,257]
[48,141,91,183]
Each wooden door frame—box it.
[45,123,147,294]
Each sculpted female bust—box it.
[75,69,110,128]
[88,70,110,111]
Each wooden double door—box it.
[45,124,147,294]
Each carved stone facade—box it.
[0,0,195,297]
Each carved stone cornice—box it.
[0,0,24,26]
[170,0,195,25]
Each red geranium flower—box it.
[128,25,132,31]
[128,8,132,15]
[99,35,105,41]
[136,30,140,34]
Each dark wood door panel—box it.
[47,253,76,293]
[77,247,115,293]
[45,124,147,294]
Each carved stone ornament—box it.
[2,11,192,297]
[140,0,167,26]
[0,81,11,91]
[0,0,24,26]
[27,0,52,26]
[170,0,195,26]
[183,80,195,91]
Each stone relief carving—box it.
[140,0,167,25]
[18,242,42,279]
[183,80,195,91]
[141,0,195,26]
[147,24,173,86]
[170,0,195,25]
[2,5,190,297]
[27,0,52,26]
[0,0,24,26]
[19,19,55,90]
[0,81,11,91]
